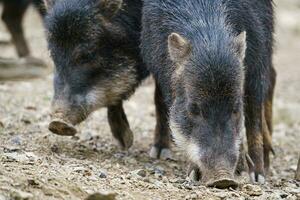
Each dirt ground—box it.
[0,1,299,199]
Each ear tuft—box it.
[43,0,55,11]
[234,31,247,61]
[100,0,123,18]
[168,33,191,63]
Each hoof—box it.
[206,178,239,189]
[187,164,201,181]
[149,146,173,160]
[118,128,133,150]
[250,172,265,184]
[49,119,77,136]
[188,169,201,181]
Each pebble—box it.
[10,136,22,146]
[27,179,39,187]
[170,178,185,184]
[154,165,165,175]
[2,152,28,163]
[3,146,21,153]
[153,180,163,188]
[214,191,228,199]
[242,184,263,196]
[126,158,137,165]
[73,167,87,173]
[185,193,198,200]
[79,131,94,142]
[50,145,59,153]
[85,192,116,200]
[11,190,33,200]
[131,169,147,177]
[99,171,107,179]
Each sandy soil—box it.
[0,0,299,199]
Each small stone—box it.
[11,190,33,200]
[21,118,31,124]
[85,192,116,200]
[153,180,163,188]
[25,106,37,111]
[27,179,39,187]
[185,193,198,200]
[10,136,22,146]
[50,145,59,153]
[154,166,165,175]
[190,193,198,199]
[80,131,94,142]
[182,181,194,190]
[3,146,21,153]
[99,171,107,179]
[284,187,300,195]
[73,167,87,172]
[2,152,28,163]
[162,176,169,183]
[214,191,228,199]
[242,184,263,196]
[132,169,147,178]
[126,158,137,165]
[0,121,4,128]
[170,178,185,184]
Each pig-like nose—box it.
[49,99,78,136]
[52,101,88,125]
[202,167,239,189]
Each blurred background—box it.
[0,0,299,199]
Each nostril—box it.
[202,168,238,189]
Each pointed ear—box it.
[100,0,123,19]
[234,31,247,61]
[168,33,191,63]
[43,0,55,11]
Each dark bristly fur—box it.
[46,0,172,154]
[141,0,275,185]
[45,0,151,149]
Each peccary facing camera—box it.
[142,0,276,187]
[44,0,155,150]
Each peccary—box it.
[141,0,276,187]
[45,0,170,154]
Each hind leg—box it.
[149,81,172,160]
[2,0,30,57]
[244,68,270,184]
[263,67,276,174]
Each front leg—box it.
[107,102,133,150]
[149,81,172,160]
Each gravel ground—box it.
[0,1,299,199]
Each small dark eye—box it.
[187,103,200,116]
[233,108,239,114]
[77,53,96,64]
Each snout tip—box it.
[48,119,77,136]
[206,177,239,189]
